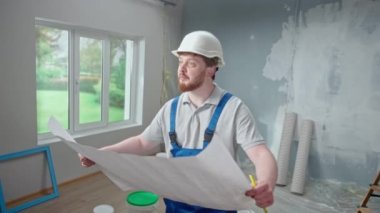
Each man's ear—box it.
[206,66,217,78]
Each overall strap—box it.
[204,92,233,144]
[169,96,179,146]
[169,93,233,150]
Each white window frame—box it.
[36,18,145,144]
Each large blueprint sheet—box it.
[48,117,254,210]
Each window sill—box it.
[38,122,142,145]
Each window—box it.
[36,19,144,142]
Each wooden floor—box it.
[14,172,376,213]
[21,172,166,213]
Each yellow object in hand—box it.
[249,174,257,187]
[249,175,268,213]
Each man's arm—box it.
[99,134,160,155]
[79,134,160,167]
[244,144,278,208]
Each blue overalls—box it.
[164,92,237,213]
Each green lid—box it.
[126,191,159,206]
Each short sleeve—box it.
[141,104,167,145]
[235,103,265,150]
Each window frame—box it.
[36,18,144,144]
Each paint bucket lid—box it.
[93,204,114,213]
[126,191,159,206]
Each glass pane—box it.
[79,37,102,124]
[109,39,131,123]
[36,25,69,134]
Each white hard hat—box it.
[172,31,225,67]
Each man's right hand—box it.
[78,154,95,167]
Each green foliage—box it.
[110,38,127,91]
[109,82,125,108]
[36,67,68,90]
[80,76,99,93]
[36,25,62,69]
[36,25,69,91]
[80,38,102,75]
[93,82,101,101]
[93,81,125,108]
[92,41,127,108]
[111,59,126,90]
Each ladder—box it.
[357,171,380,213]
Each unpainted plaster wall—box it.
[183,0,380,186]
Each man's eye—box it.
[188,62,197,68]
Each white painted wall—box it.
[0,0,182,201]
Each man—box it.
[80,31,277,212]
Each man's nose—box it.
[178,63,187,73]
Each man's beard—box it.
[178,73,205,92]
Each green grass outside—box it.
[37,90,124,133]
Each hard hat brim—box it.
[171,50,225,68]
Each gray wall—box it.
[0,0,182,201]
[183,0,380,186]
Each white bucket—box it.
[93,204,114,213]
[125,191,159,213]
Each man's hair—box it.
[202,56,219,68]
[199,55,219,80]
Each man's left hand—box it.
[245,181,274,208]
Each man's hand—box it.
[78,154,95,167]
[245,181,274,208]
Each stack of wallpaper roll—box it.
[276,112,314,195]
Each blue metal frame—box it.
[0,146,59,213]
